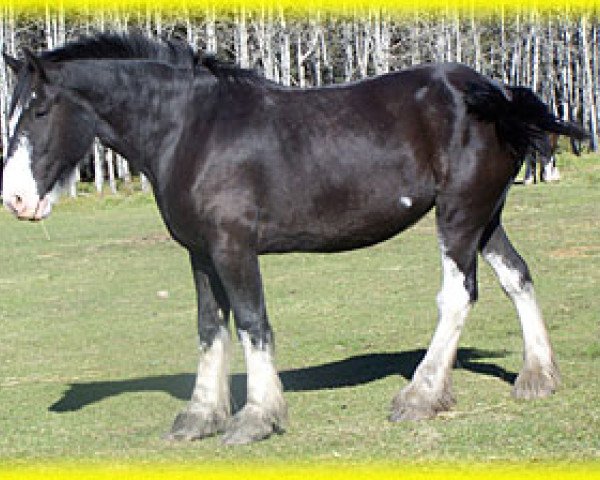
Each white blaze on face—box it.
[2,134,51,220]
[8,104,22,138]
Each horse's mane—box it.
[41,33,196,67]
[199,54,263,84]
[8,34,264,118]
[41,33,264,83]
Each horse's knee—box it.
[438,251,477,312]
[484,251,532,297]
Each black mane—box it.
[199,53,262,83]
[41,33,263,82]
[41,33,195,67]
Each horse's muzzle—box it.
[3,194,51,221]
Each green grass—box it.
[0,154,599,466]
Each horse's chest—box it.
[153,190,210,250]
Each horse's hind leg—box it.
[542,154,561,183]
[391,204,479,421]
[167,253,232,440]
[479,220,559,398]
[523,155,536,185]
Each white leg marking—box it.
[8,104,22,138]
[545,162,560,182]
[484,252,554,368]
[239,332,285,411]
[221,332,287,443]
[523,158,535,185]
[414,252,471,390]
[391,251,470,420]
[2,136,38,204]
[191,326,231,414]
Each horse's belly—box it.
[257,194,434,254]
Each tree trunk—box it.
[235,7,249,68]
[343,19,354,81]
[205,5,217,53]
[279,9,291,87]
[93,140,104,194]
[580,15,598,150]
[107,149,117,195]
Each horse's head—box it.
[2,49,96,221]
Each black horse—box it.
[2,34,587,444]
[522,132,583,185]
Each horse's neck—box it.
[65,60,196,181]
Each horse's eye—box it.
[35,108,49,118]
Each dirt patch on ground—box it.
[549,245,600,259]
[86,233,171,252]
[123,233,171,246]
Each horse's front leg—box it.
[167,253,232,440]
[211,244,287,445]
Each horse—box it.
[522,132,583,185]
[523,133,561,185]
[2,34,588,445]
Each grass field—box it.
[0,153,598,467]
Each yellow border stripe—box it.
[1,464,600,480]
[2,0,600,14]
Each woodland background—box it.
[0,5,598,194]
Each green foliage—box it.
[0,155,599,465]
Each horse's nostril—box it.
[14,195,23,205]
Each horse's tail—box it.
[464,81,589,158]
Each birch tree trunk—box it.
[531,11,540,92]
[296,34,307,88]
[410,12,420,66]
[257,7,275,80]
[371,9,388,75]
[279,9,291,87]
[470,9,481,72]
[205,5,217,53]
[500,8,507,82]
[107,149,117,195]
[580,15,598,150]
[235,7,249,68]
[593,22,600,149]
[454,11,462,64]
[93,141,104,194]
[0,9,10,167]
[355,15,371,78]
[343,19,354,81]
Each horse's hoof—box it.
[222,404,286,445]
[389,404,437,422]
[512,363,560,400]
[389,384,455,422]
[164,409,228,441]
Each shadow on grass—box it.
[49,348,516,413]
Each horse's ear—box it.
[3,51,23,74]
[22,47,48,82]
